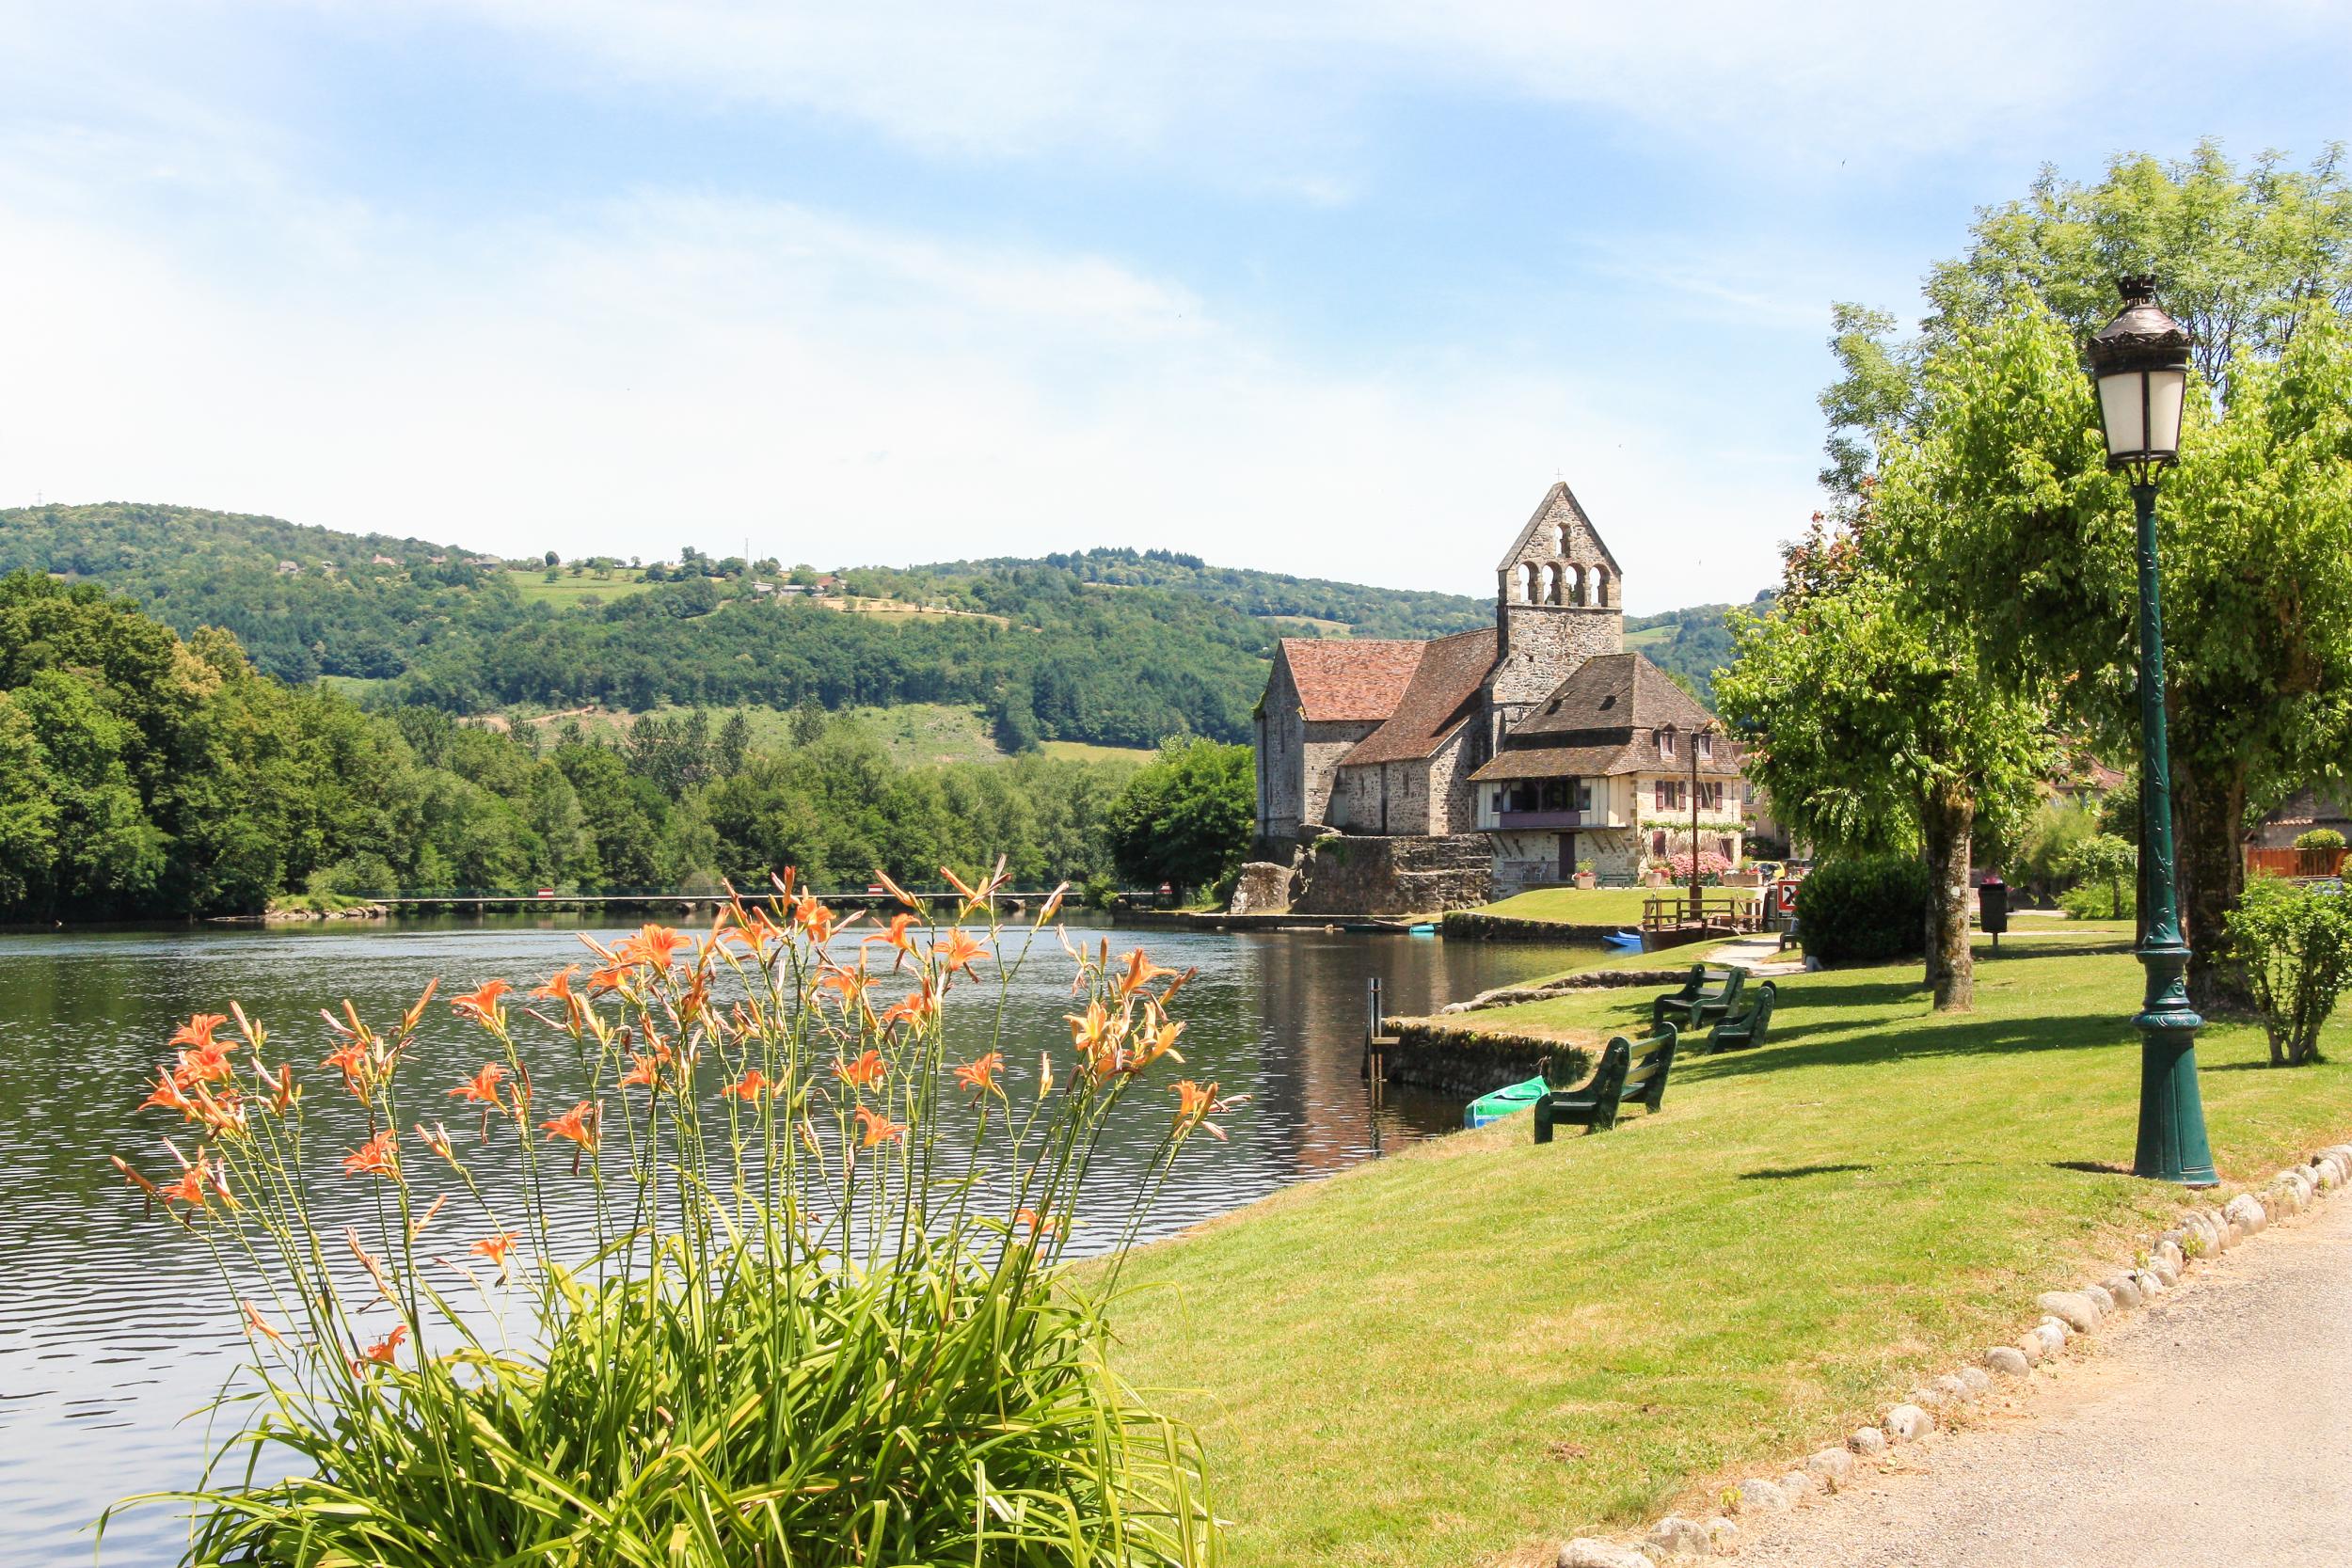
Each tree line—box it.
[0,572,1155,921]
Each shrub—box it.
[2294,826,2347,852]
[2058,879,2136,921]
[1798,855,1930,965]
[2229,875,2352,1066]
[2056,832,2137,917]
[105,872,1226,1565]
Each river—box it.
[0,915,1584,1565]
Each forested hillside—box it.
[0,570,1137,919]
[0,505,1479,748]
[1,504,1763,750]
[1623,594,1774,704]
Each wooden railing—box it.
[1641,894,1762,936]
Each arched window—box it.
[1566,563,1585,605]
[1552,520,1569,554]
[1588,567,1608,607]
[1519,562,1539,602]
[1542,563,1561,604]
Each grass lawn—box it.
[1473,886,1760,926]
[1112,939,2352,1567]
[502,567,655,608]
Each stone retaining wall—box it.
[1440,911,1626,942]
[1291,833,1492,916]
[1381,1019,1594,1100]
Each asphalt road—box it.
[1740,1190,2352,1566]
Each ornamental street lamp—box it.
[2086,275,2216,1186]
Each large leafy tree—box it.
[1817,144,2352,1006]
[1719,533,2049,1011]
[1105,738,1254,897]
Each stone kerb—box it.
[1565,1143,2352,1561]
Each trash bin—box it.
[1979,877,2008,952]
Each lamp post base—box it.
[2134,1035,2217,1185]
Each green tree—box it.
[1718,537,2050,1011]
[1104,739,1253,896]
[2058,833,2137,920]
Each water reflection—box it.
[0,917,1583,1566]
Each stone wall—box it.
[1226,861,1295,915]
[1379,1018,1594,1099]
[1290,832,1493,916]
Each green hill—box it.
[1,502,1762,744]
[1622,594,1774,705]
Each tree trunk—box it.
[1921,784,1975,1012]
[2174,761,2249,1012]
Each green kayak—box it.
[1465,1074,1549,1130]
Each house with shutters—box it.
[1249,482,1748,906]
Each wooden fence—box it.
[2245,846,2347,879]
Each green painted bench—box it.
[1652,964,1747,1030]
[1706,980,1776,1053]
[1533,1025,1679,1142]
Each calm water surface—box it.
[0,916,1584,1565]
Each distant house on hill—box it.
[371,553,400,566]
[276,560,299,576]
[1248,482,1746,911]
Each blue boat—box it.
[1602,928,1645,953]
[1465,1074,1549,1129]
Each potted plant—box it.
[1573,860,1597,890]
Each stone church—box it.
[1243,482,1747,914]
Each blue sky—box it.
[3,3,2348,610]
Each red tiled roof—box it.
[1340,628,1499,767]
[1278,638,1429,722]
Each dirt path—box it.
[1739,1194,2352,1565]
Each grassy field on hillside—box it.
[1472,886,1761,925]
[1112,939,2352,1568]
[505,701,1153,770]
[502,567,655,607]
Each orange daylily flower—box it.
[879,981,937,1032]
[853,1105,906,1148]
[257,1059,296,1113]
[618,1053,661,1090]
[322,1038,373,1093]
[1013,1206,1058,1239]
[541,1101,598,1153]
[341,1129,400,1180]
[240,1299,287,1346]
[449,1062,507,1105]
[168,1013,230,1052]
[1132,1014,1185,1072]
[953,1052,1005,1096]
[451,980,513,1026]
[585,958,633,995]
[410,1193,448,1238]
[790,894,838,944]
[137,1069,197,1119]
[620,923,685,971]
[721,1069,771,1101]
[469,1230,519,1278]
[872,867,925,912]
[933,928,989,979]
[818,964,872,1011]
[1116,948,1176,998]
[354,1324,407,1370]
[172,1040,233,1087]
[863,913,920,970]
[159,1154,219,1208]
[832,1049,886,1090]
[530,966,579,1004]
[1170,1079,1246,1142]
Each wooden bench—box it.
[1706,980,1776,1053]
[1652,965,1746,1030]
[1533,1025,1678,1142]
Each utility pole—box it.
[1689,724,1705,927]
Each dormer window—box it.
[1698,732,1713,763]
[1659,726,1676,760]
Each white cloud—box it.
[387,0,2349,171]
[0,176,1801,607]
